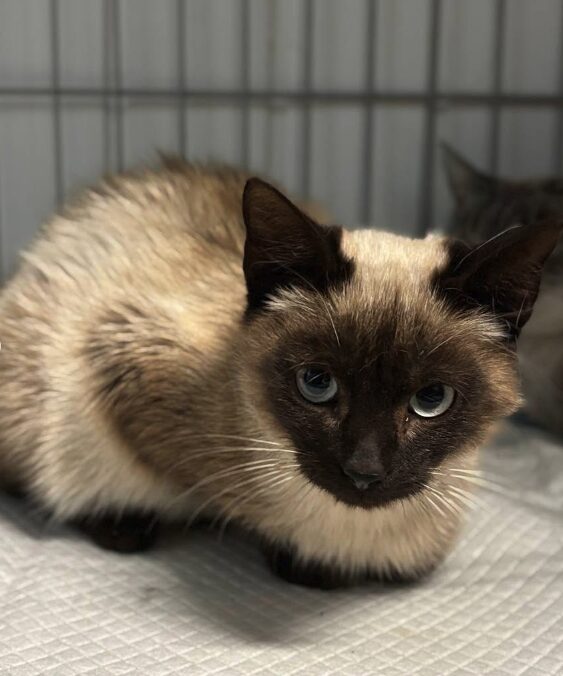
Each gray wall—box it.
[0,0,562,279]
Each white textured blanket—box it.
[1,422,562,675]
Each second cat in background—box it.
[443,144,563,438]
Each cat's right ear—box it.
[242,178,353,314]
[441,142,496,205]
[437,221,563,339]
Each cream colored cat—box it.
[0,158,558,587]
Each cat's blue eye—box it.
[409,383,455,418]
[296,367,338,404]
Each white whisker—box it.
[449,485,486,510]
[445,473,507,491]
[425,334,457,357]
[422,490,449,519]
[440,468,483,476]
[446,486,479,511]
[189,467,288,530]
[215,475,295,537]
[171,460,283,505]
[431,468,507,490]
[426,486,463,517]
[452,224,522,272]
[183,434,282,446]
[179,447,301,465]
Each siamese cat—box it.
[443,143,563,438]
[0,157,559,588]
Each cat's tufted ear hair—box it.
[441,142,497,205]
[242,178,353,314]
[436,221,563,340]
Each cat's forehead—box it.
[265,228,502,362]
[340,229,449,287]
[334,229,451,326]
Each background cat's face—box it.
[240,178,560,510]
[443,143,563,244]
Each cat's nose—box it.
[342,435,387,490]
[342,467,383,491]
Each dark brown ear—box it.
[242,178,353,313]
[437,221,562,340]
[441,142,496,205]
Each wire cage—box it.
[1,0,563,281]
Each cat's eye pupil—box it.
[303,369,330,391]
[409,383,455,418]
[416,384,445,409]
[296,367,338,404]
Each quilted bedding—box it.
[1,421,562,675]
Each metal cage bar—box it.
[50,0,64,206]
[4,88,560,107]
[360,0,378,225]
[490,0,506,175]
[301,0,313,198]
[0,0,560,259]
[240,0,251,169]
[103,0,112,172]
[0,141,3,281]
[177,0,187,157]
[555,2,563,176]
[112,0,124,172]
[418,0,441,235]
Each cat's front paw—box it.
[263,542,355,589]
[76,510,159,554]
[263,541,437,589]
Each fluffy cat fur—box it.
[443,143,563,437]
[0,158,559,588]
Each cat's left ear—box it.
[438,221,562,339]
[441,142,496,205]
[242,178,353,313]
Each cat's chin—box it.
[307,475,423,510]
[330,491,417,511]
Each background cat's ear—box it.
[441,142,496,205]
[242,178,353,313]
[438,221,562,339]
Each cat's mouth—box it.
[299,462,424,509]
[333,481,422,509]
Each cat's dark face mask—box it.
[241,177,562,509]
[249,300,514,509]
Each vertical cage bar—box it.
[263,0,276,174]
[0,150,4,281]
[554,3,563,175]
[240,0,251,168]
[301,0,314,197]
[361,0,377,225]
[50,0,64,205]
[112,0,124,172]
[417,0,441,236]
[103,0,113,172]
[177,0,187,157]
[489,0,505,174]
